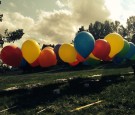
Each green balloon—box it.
[116,39,130,58]
[130,54,135,61]
[83,57,100,66]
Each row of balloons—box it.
[0,31,134,68]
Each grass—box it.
[0,63,135,114]
[0,63,132,90]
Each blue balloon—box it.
[113,56,125,64]
[124,42,135,59]
[74,31,95,58]
[20,58,29,68]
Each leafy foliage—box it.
[77,18,135,40]
[0,14,3,22]
[3,29,24,43]
[0,1,3,22]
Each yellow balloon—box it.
[104,33,124,58]
[89,53,100,60]
[59,44,77,63]
[22,39,41,64]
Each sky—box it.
[0,0,135,47]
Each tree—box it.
[0,14,3,22]
[0,1,3,22]
[0,1,24,48]
[0,34,4,47]
[3,29,24,43]
[77,20,128,40]
[126,16,135,41]
[0,29,24,48]
[88,21,104,39]
[77,26,85,33]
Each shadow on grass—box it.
[0,74,126,113]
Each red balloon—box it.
[92,39,111,60]
[103,55,112,61]
[30,58,39,67]
[1,45,22,67]
[69,59,79,66]
[76,53,86,62]
[38,47,57,67]
[0,53,1,59]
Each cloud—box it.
[0,12,34,32]
[32,0,110,44]
[70,0,110,26]
[104,0,135,26]
[56,0,65,8]
[32,10,76,44]
[9,2,16,7]
[0,0,111,48]
[0,12,35,47]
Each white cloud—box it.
[56,0,65,8]
[70,0,110,26]
[105,0,135,26]
[0,12,35,47]
[32,0,110,44]
[32,10,75,44]
[0,0,111,48]
[105,0,124,21]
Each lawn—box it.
[0,63,135,114]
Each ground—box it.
[0,63,135,114]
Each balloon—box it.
[74,31,95,58]
[59,44,77,63]
[83,57,100,66]
[54,44,63,63]
[1,45,22,67]
[69,60,79,66]
[54,44,61,56]
[92,39,111,60]
[83,52,100,66]
[21,39,41,64]
[130,54,135,61]
[113,56,125,64]
[20,58,29,68]
[0,53,1,59]
[116,39,130,58]
[76,53,86,62]
[30,58,39,67]
[124,42,135,59]
[38,47,57,67]
[131,34,135,44]
[103,56,113,61]
[89,53,100,60]
[104,33,124,58]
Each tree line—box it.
[77,16,135,42]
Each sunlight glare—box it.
[105,0,122,21]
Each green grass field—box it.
[0,63,135,114]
